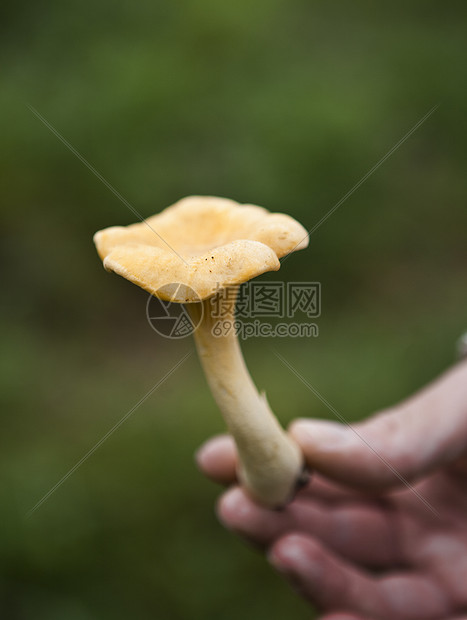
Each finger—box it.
[196,434,237,484]
[217,487,401,567]
[196,432,377,504]
[268,534,449,619]
[290,360,467,490]
[298,474,377,504]
[195,437,352,497]
[195,437,356,499]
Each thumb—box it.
[290,360,467,489]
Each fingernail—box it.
[268,534,310,574]
[194,445,209,469]
[195,436,225,469]
[216,487,252,525]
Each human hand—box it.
[196,360,467,620]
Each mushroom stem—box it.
[189,287,306,507]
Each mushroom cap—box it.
[94,196,309,301]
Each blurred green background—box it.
[1,1,467,618]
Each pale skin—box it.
[196,359,467,620]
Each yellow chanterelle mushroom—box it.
[94,195,309,507]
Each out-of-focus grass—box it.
[2,0,467,617]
